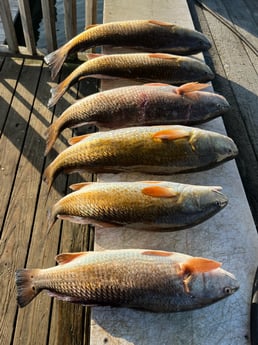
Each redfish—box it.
[15,249,238,311]
[45,82,230,155]
[47,53,214,108]
[47,181,228,231]
[43,125,238,193]
[44,19,211,80]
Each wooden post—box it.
[18,0,37,55]
[0,0,18,53]
[64,0,77,41]
[85,0,97,27]
[41,0,57,52]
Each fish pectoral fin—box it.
[85,23,99,30]
[142,250,173,257]
[144,82,170,87]
[148,53,174,60]
[142,186,178,198]
[152,128,190,141]
[68,133,92,145]
[180,257,222,275]
[55,252,89,265]
[86,53,103,60]
[148,19,175,28]
[176,82,209,95]
[69,182,93,191]
[57,214,91,224]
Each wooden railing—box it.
[0,0,97,57]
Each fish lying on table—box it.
[44,19,212,80]
[47,53,214,108]
[47,180,228,231]
[43,125,238,193]
[15,249,239,311]
[45,82,230,155]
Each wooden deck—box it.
[1,0,258,344]
[0,57,96,345]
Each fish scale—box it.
[45,83,230,155]
[44,20,212,80]
[43,125,238,193]
[47,181,228,231]
[47,53,214,108]
[15,249,239,311]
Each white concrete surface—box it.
[90,1,258,344]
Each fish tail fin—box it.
[44,45,69,80]
[43,163,55,197]
[47,205,58,233]
[15,269,41,308]
[44,123,59,156]
[48,77,70,108]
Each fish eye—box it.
[224,287,232,294]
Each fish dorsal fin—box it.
[69,182,93,191]
[142,186,178,198]
[142,250,173,257]
[141,180,162,184]
[176,82,209,95]
[180,257,222,274]
[152,128,190,141]
[68,133,92,145]
[144,82,170,87]
[55,252,88,265]
[85,23,99,30]
[148,19,175,28]
[148,53,174,60]
[86,53,103,60]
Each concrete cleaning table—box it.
[90,1,258,344]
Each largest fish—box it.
[43,125,238,193]
[45,82,230,155]
[15,249,238,311]
[47,180,228,231]
[44,19,212,80]
[47,53,214,108]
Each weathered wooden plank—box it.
[41,0,57,51]
[11,64,71,345]
[64,0,77,41]
[0,0,18,53]
[0,58,43,345]
[0,58,22,132]
[85,0,97,26]
[17,0,37,55]
[47,74,97,345]
[0,44,45,57]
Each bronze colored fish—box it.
[43,125,238,193]
[47,53,214,108]
[44,19,212,80]
[47,180,228,231]
[15,249,239,311]
[45,82,230,155]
